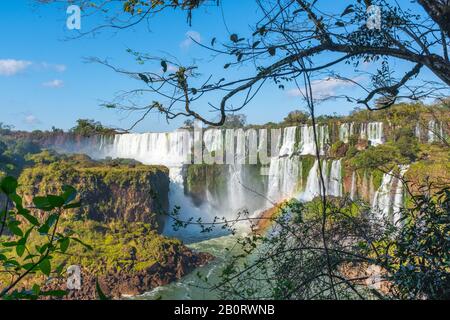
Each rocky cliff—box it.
[1,153,215,299]
[18,154,169,232]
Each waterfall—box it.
[203,129,223,163]
[372,165,409,224]
[99,125,409,236]
[367,122,384,146]
[428,120,436,142]
[299,159,342,201]
[226,129,248,211]
[360,122,384,146]
[415,123,421,142]
[328,159,342,197]
[350,171,356,200]
[339,123,354,143]
[300,160,321,202]
[266,156,301,204]
[427,120,444,143]
[392,165,409,226]
[108,131,192,166]
[372,171,395,220]
[279,127,297,156]
[266,126,300,204]
[227,165,246,212]
[298,125,329,155]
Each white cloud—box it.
[180,30,202,49]
[42,79,64,88]
[167,64,179,72]
[0,59,32,76]
[23,114,41,126]
[40,62,67,72]
[287,77,361,99]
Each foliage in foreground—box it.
[0,176,87,299]
[210,186,450,300]
[378,187,450,299]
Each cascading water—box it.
[372,171,395,220]
[328,159,342,197]
[339,123,354,143]
[350,171,356,200]
[392,165,409,226]
[107,131,192,166]
[298,159,342,202]
[279,127,297,156]
[372,165,409,225]
[360,122,384,146]
[298,125,329,155]
[99,124,404,239]
[427,120,445,143]
[266,156,301,204]
[367,122,384,146]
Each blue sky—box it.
[0,0,443,132]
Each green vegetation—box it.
[18,152,169,230]
[70,119,117,137]
[0,176,84,299]
[49,220,183,275]
[282,110,309,126]
[374,187,450,299]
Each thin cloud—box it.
[39,62,67,72]
[0,59,32,76]
[287,77,362,99]
[42,79,64,88]
[180,30,202,49]
[23,114,41,126]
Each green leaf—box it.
[32,284,40,296]
[268,47,276,56]
[9,193,23,209]
[61,185,77,204]
[38,224,50,235]
[8,221,23,237]
[22,262,37,271]
[20,212,39,226]
[1,176,18,195]
[59,238,70,253]
[38,213,58,235]
[16,245,25,257]
[41,290,67,297]
[38,243,50,255]
[341,4,354,17]
[161,60,168,73]
[230,34,239,43]
[47,195,65,208]
[96,279,110,300]
[71,237,93,251]
[138,73,149,84]
[33,197,53,211]
[46,213,58,228]
[39,258,51,276]
[63,202,81,210]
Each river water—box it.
[134,234,239,300]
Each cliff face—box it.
[18,155,170,232]
[40,221,213,300]
[3,154,215,299]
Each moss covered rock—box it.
[18,154,170,232]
